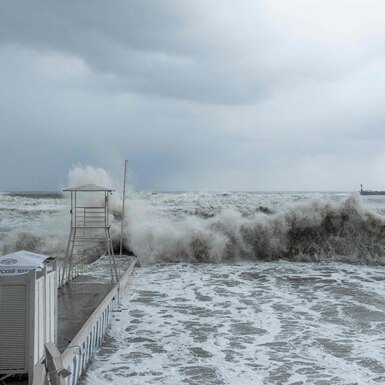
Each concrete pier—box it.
[59,255,137,385]
[58,255,136,351]
[2,255,137,385]
[58,278,114,351]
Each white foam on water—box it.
[4,165,385,267]
[81,262,385,385]
[123,193,385,265]
[2,166,385,384]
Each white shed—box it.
[0,251,57,384]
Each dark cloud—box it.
[1,1,385,190]
[0,1,267,104]
[1,0,367,105]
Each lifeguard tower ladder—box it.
[60,184,118,286]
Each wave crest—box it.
[125,195,385,264]
[2,190,385,266]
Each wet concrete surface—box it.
[57,255,136,351]
[3,256,136,385]
[57,276,114,351]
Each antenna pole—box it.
[119,160,128,257]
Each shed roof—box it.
[63,183,114,192]
[0,250,52,271]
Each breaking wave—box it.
[124,195,385,265]
[2,165,385,266]
[3,193,385,266]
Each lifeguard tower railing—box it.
[60,184,118,286]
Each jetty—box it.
[360,184,385,195]
[0,184,137,385]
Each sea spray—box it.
[2,165,385,265]
[67,165,114,190]
[3,191,385,264]
[124,194,385,264]
[1,165,119,258]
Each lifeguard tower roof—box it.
[63,183,114,192]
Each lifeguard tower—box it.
[60,184,118,286]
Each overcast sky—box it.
[1,0,385,191]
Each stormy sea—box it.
[1,188,385,385]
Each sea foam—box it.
[2,165,385,266]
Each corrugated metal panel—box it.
[48,274,55,342]
[35,279,43,362]
[0,284,27,371]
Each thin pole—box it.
[119,160,128,257]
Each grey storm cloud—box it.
[0,0,368,105]
[1,0,385,191]
[0,0,268,104]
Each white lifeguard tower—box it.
[60,184,118,286]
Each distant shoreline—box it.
[0,190,363,197]
[1,191,64,199]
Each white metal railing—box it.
[74,207,107,228]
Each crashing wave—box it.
[124,195,385,265]
[2,165,385,265]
